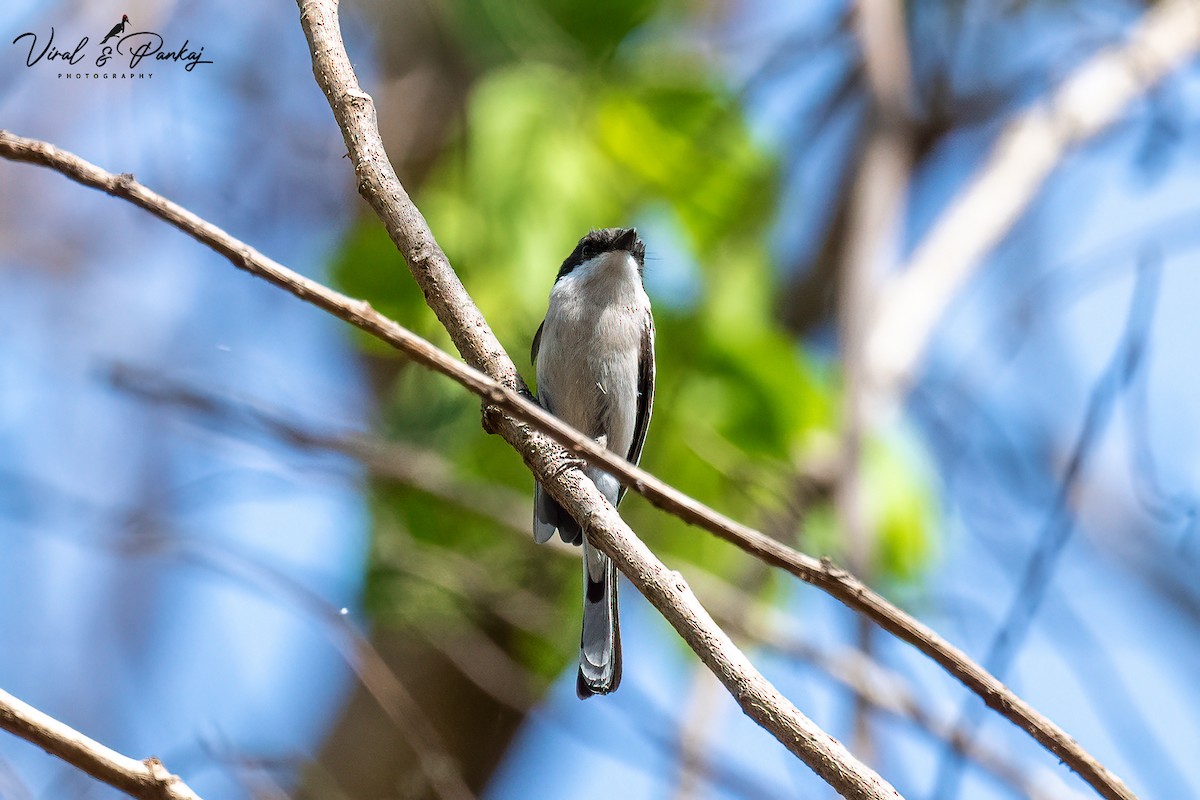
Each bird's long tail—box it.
[577,537,621,698]
[534,465,623,697]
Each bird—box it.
[101,14,129,45]
[531,227,655,698]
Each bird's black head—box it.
[122,13,129,22]
[555,227,645,281]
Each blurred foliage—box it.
[332,0,939,685]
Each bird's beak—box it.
[613,228,639,252]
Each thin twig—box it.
[0,689,203,800]
[109,362,575,558]
[671,665,723,800]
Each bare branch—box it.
[0,119,1126,798]
[0,139,903,800]
[292,0,1135,793]
[839,0,915,568]
[865,0,1200,408]
[0,688,202,800]
[1,8,1152,789]
[297,0,902,795]
[110,362,566,557]
[686,567,1090,800]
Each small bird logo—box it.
[101,14,129,45]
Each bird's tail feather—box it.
[577,539,621,698]
[534,481,582,545]
[534,468,622,697]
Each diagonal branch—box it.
[316,13,907,795]
[295,1,1137,797]
[0,147,900,800]
[0,688,202,800]
[687,569,1090,800]
[0,120,1123,798]
[864,0,1200,409]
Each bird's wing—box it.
[616,311,655,506]
[531,320,545,365]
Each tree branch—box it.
[109,362,574,558]
[864,0,1200,409]
[293,1,1135,795]
[298,0,900,793]
[3,7,1155,786]
[0,688,202,800]
[686,567,1090,800]
[0,140,903,800]
[0,117,1126,797]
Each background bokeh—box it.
[2,0,1199,798]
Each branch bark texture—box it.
[0,688,201,800]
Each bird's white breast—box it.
[535,251,649,463]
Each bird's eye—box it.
[580,245,593,260]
